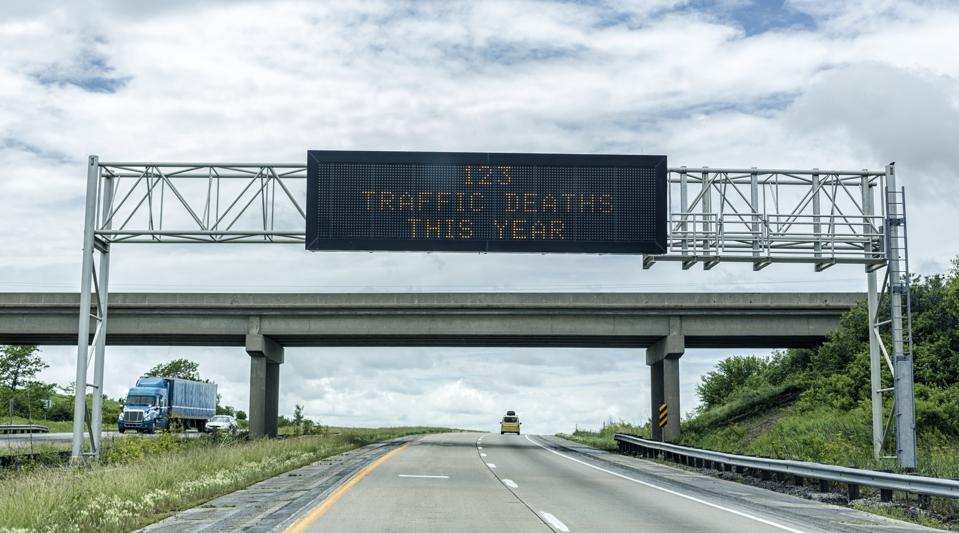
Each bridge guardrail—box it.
[614,433,959,502]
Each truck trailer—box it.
[118,376,217,433]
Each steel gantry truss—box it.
[70,157,916,469]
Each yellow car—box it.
[500,410,521,434]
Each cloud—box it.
[787,62,959,194]
[31,34,129,94]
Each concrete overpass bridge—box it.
[0,292,864,440]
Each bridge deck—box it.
[0,292,863,348]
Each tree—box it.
[235,410,247,421]
[293,404,305,435]
[696,355,769,410]
[145,358,201,381]
[0,345,48,396]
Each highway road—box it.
[143,432,939,532]
[277,433,937,533]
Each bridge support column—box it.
[647,322,685,443]
[246,332,283,438]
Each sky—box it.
[1,0,958,434]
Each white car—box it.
[205,415,238,433]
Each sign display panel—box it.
[306,151,666,254]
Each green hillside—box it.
[561,260,959,526]
[679,262,959,479]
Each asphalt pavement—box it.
[140,432,942,532]
[280,433,940,533]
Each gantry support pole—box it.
[70,156,100,464]
[88,168,113,458]
[863,174,884,461]
[886,163,917,469]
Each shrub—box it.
[696,355,770,410]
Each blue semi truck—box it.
[118,376,217,433]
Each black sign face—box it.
[306,151,666,254]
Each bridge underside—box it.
[3,333,829,348]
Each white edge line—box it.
[502,478,519,489]
[540,511,570,532]
[398,474,450,479]
[486,462,497,469]
[524,435,806,533]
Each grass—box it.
[557,420,650,451]
[853,502,955,531]
[681,402,959,478]
[0,441,70,459]
[0,426,453,532]
[680,382,801,438]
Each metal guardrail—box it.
[0,424,50,435]
[614,433,959,502]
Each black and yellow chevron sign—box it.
[658,403,668,428]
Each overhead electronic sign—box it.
[306,150,666,254]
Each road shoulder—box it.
[138,436,416,533]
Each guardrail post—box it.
[880,488,893,502]
[819,479,830,492]
[847,483,861,501]
[793,475,804,486]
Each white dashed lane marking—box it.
[541,512,570,532]
[524,435,805,533]
[502,479,518,489]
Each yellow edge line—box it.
[285,442,411,533]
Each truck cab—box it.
[500,410,521,435]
